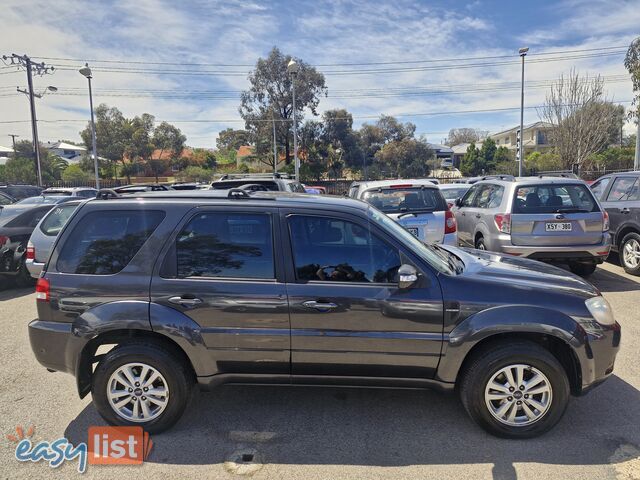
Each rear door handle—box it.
[620,207,631,214]
[302,300,338,312]
[461,212,466,216]
[475,214,481,219]
[168,296,203,307]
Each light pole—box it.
[518,47,529,177]
[79,63,100,189]
[287,59,300,182]
[272,110,278,173]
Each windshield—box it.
[513,184,598,214]
[42,190,72,196]
[440,186,471,201]
[362,187,446,214]
[16,196,68,205]
[367,206,460,275]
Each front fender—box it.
[436,305,585,383]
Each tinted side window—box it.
[57,210,164,274]
[590,177,610,200]
[474,185,493,208]
[40,203,79,236]
[289,215,400,283]
[488,185,505,208]
[5,207,49,228]
[606,177,639,202]
[460,185,479,207]
[176,212,274,279]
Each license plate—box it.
[407,227,419,237]
[545,222,572,232]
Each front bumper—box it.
[573,320,621,394]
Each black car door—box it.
[600,176,640,246]
[280,207,444,381]
[150,205,290,375]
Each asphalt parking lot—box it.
[0,259,639,480]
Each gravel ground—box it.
[0,259,639,480]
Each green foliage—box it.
[525,151,563,172]
[1,140,67,183]
[588,146,635,170]
[216,129,250,152]
[374,138,432,178]
[175,166,214,182]
[2,157,37,184]
[625,37,640,119]
[460,143,480,176]
[62,164,91,182]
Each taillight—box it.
[602,211,609,232]
[494,213,511,234]
[35,278,50,302]
[445,209,457,234]
[0,235,9,246]
[26,241,35,260]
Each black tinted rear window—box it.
[210,180,279,191]
[57,210,164,274]
[513,184,598,214]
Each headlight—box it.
[585,296,615,326]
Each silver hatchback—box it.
[452,177,610,276]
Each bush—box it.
[525,151,563,172]
[62,164,92,183]
[175,166,214,182]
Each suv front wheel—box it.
[91,341,193,433]
[459,341,570,438]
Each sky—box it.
[0,0,638,149]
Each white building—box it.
[44,141,87,164]
[0,145,13,166]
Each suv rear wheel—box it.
[568,261,597,277]
[475,236,486,250]
[92,342,193,433]
[459,341,569,438]
[620,232,640,276]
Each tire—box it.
[475,236,486,251]
[91,341,194,434]
[459,341,570,439]
[15,259,36,288]
[619,232,640,276]
[568,261,597,277]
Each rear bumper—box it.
[25,258,44,278]
[497,235,611,262]
[28,320,84,375]
[441,232,458,246]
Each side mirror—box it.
[455,197,463,207]
[398,264,418,290]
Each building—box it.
[450,142,483,169]
[0,145,13,165]
[44,141,87,164]
[489,121,553,155]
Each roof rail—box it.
[216,172,291,181]
[227,188,251,199]
[480,174,516,181]
[96,188,121,199]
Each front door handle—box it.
[475,214,481,219]
[168,296,203,307]
[302,300,338,312]
[620,207,631,214]
[461,212,466,216]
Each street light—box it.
[518,47,529,177]
[287,59,300,182]
[79,63,100,189]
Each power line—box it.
[30,45,628,68]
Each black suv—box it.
[29,190,620,438]
[211,173,306,192]
[591,172,640,275]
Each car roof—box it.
[438,183,471,189]
[43,187,96,192]
[356,179,439,190]
[85,189,368,211]
[473,176,588,187]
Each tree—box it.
[322,109,362,171]
[216,128,251,152]
[374,138,433,178]
[175,166,214,182]
[445,128,488,146]
[461,143,481,176]
[62,164,91,183]
[359,115,416,176]
[148,122,186,181]
[80,104,128,175]
[239,47,327,164]
[540,69,620,169]
[479,137,498,172]
[3,140,67,184]
[300,120,328,181]
[624,37,640,120]
[525,151,563,172]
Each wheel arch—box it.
[615,224,640,248]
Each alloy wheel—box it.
[107,362,169,422]
[484,364,552,427]
[623,239,640,269]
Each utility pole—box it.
[518,47,529,177]
[2,54,54,186]
[79,64,100,189]
[8,134,19,153]
[287,60,300,181]
[272,111,278,173]
[635,120,640,171]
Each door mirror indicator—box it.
[398,264,419,289]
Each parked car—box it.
[453,176,610,276]
[590,172,640,275]
[0,195,77,223]
[29,189,620,437]
[348,179,439,199]
[353,179,457,245]
[438,183,472,207]
[0,184,42,200]
[42,187,98,198]
[211,173,305,193]
[0,191,16,207]
[304,185,327,194]
[0,204,54,287]
[26,200,84,278]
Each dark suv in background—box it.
[210,173,305,192]
[590,172,640,275]
[29,190,620,438]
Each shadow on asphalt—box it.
[590,266,640,293]
[0,286,34,301]
[65,375,640,479]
